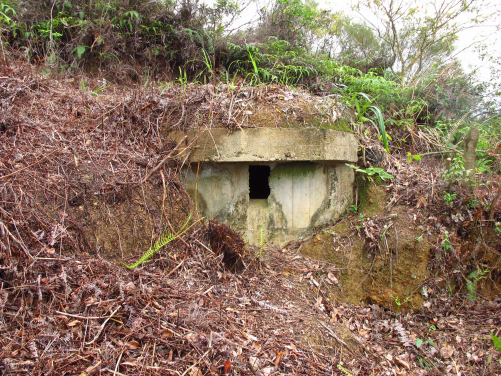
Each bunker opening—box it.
[172,128,357,246]
[249,165,271,199]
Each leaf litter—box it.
[0,58,500,375]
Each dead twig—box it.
[86,306,121,345]
[0,149,59,180]
[143,135,187,183]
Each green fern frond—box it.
[121,212,194,269]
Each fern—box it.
[337,364,354,376]
[121,212,194,269]
[241,234,249,249]
[393,320,412,347]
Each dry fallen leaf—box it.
[310,277,319,287]
[274,351,285,367]
[395,354,410,369]
[440,343,454,359]
[161,328,174,339]
[83,361,101,376]
[124,282,136,291]
[327,271,339,284]
[190,366,202,376]
[261,366,275,376]
[315,296,325,311]
[67,320,81,327]
[416,196,427,209]
[224,359,231,374]
[243,331,258,341]
[126,340,140,349]
[248,357,260,374]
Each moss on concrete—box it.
[314,118,353,132]
[271,162,317,180]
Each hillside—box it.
[1,51,501,376]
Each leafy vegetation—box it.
[346,164,394,181]
[492,332,501,366]
[466,268,489,301]
[121,213,196,269]
[0,0,499,227]
[0,0,497,126]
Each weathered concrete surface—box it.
[170,128,357,163]
[176,128,357,246]
[184,162,354,246]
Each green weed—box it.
[407,152,421,164]
[0,2,16,25]
[491,331,501,366]
[350,92,390,152]
[466,268,489,301]
[443,192,457,206]
[337,364,354,376]
[72,45,87,59]
[121,213,197,269]
[346,164,394,181]
[390,294,411,311]
[495,222,501,234]
[441,233,453,252]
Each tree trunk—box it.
[463,127,479,190]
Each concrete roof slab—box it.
[170,129,357,163]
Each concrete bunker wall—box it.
[172,128,358,246]
[184,162,354,245]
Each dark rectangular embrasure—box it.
[249,165,271,199]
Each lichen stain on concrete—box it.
[183,161,354,246]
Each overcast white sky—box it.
[225,0,501,82]
[325,0,501,81]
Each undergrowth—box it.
[121,212,196,269]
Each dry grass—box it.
[0,58,501,375]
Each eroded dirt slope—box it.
[1,59,501,375]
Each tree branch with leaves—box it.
[354,0,493,86]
